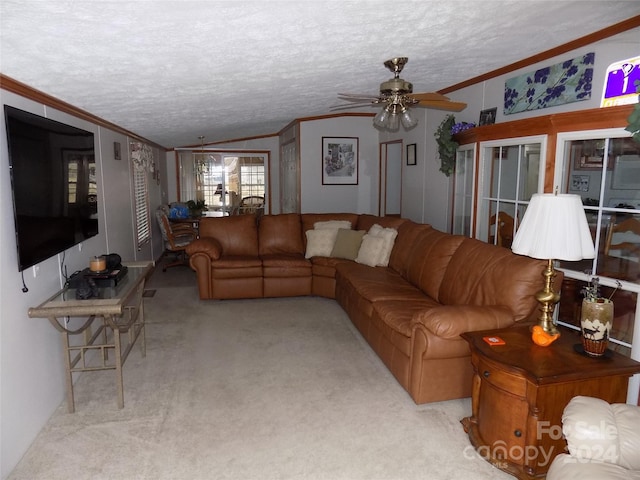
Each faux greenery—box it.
[625,79,640,143]
[581,277,601,302]
[187,199,207,216]
[434,115,476,176]
[435,115,458,176]
[581,277,621,302]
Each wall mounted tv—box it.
[4,105,98,271]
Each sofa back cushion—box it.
[300,213,359,246]
[438,238,545,322]
[356,214,406,232]
[198,214,259,256]
[258,214,304,255]
[403,228,465,301]
[388,221,432,276]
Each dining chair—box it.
[604,215,640,260]
[489,211,515,248]
[155,207,198,271]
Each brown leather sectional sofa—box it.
[186,212,547,404]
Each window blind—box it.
[134,168,150,247]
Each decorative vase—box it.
[580,298,614,357]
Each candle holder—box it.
[89,255,107,272]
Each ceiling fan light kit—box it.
[336,57,467,132]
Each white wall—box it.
[376,107,454,231]
[299,116,379,214]
[0,89,164,478]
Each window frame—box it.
[553,128,640,354]
[474,135,547,244]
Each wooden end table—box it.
[460,324,640,479]
[28,262,152,413]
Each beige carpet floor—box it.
[8,267,512,480]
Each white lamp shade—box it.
[511,193,595,261]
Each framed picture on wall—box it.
[570,174,590,192]
[572,140,613,170]
[479,107,497,126]
[322,137,358,185]
[406,143,417,166]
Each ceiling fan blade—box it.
[337,93,381,101]
[409,92,450,102]
[416,99,467,112]
[330,102,374,111]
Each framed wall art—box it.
[479,107,497,126]
[322,137,358,185]
[571,140,613,171]
[406,143,416,165]
[114,141,122,160]
[570,174,590,192]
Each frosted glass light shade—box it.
[373,109,390,129]
[511,193,595,261]
[400,109,418,129]
[388,113,400,131]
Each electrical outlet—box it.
[78,243,82,252]
[32,265,39,278]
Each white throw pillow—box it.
[314,220,352,230]
[355,234,386,267]
[367,224,398,267]
[305,229,340,258]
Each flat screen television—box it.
[4,105,97,271]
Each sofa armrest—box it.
[562,395,640,470]
[412,305,515,339]
[185,237,222,260]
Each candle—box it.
[89,256,106,272]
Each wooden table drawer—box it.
[477,358,527,397]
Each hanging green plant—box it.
[435,115,475,176]
[435,115,457,176]
[625,80,640,143]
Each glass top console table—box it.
[28,262,153,413]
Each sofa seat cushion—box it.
[370,299,440,356]
[335,262,427,303]
[261,254,311,278]
[310,256,353,278]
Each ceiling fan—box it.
[333,57,467,130]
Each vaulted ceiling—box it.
[1,1,639,148]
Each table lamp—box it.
[511,193,595,336]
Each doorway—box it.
[379,141,402,216]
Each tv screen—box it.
[4,105,97,271]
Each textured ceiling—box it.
[1,1,639,148]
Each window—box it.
[133,168,150,248]
[130,141,153,249]
[554,130,640,356]
[178,150,268,214]
[452,146,475,236]
[475,137,545,247]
